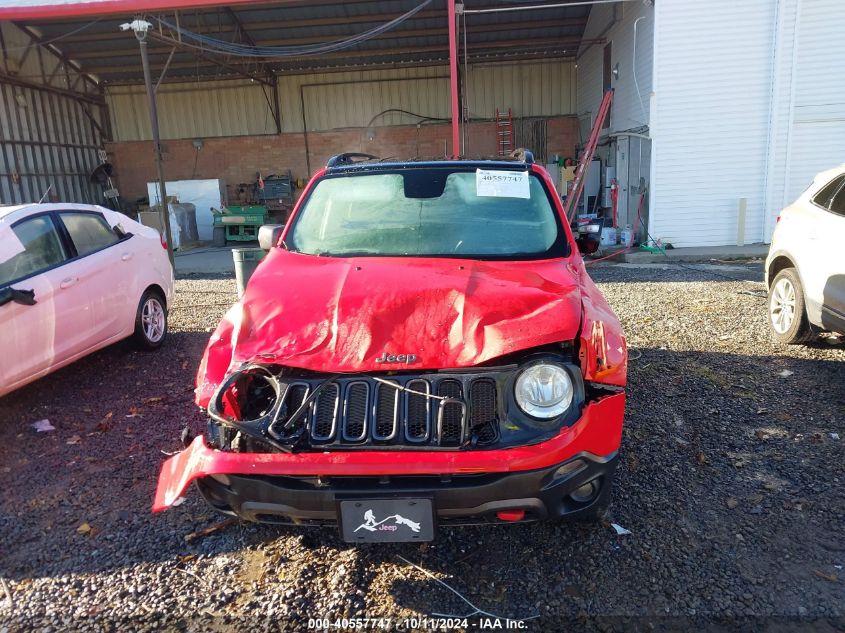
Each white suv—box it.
[766,164,845,343]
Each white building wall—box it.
[650,0,778,248]
[762,0,800,242]
[652,0,845,248]
[777,0,845,222]
[576,1,653,135]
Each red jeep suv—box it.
[154,153,627,543]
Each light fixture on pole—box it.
[121,18,175,267]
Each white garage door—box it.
[785,0,845,203]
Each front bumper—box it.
[153,391,624,519]
[196,452,617,525]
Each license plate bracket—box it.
[339,498,435,543]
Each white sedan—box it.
[0,203,174,397]
[766,164,845,343]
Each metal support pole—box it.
[447,0,461,159]
[137,32,174,267]
[270,76,282,135]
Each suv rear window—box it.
[288,167,568,259]
[811,175,845,211]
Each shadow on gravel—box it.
[1,344,843,619]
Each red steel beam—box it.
[564,89,614,222]
[447,0,460,158]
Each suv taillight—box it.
[160,233,168,250]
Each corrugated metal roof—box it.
[15,0,590,84]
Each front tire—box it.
[132,289,168,350]
[768,268,813,344]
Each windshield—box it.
[287,168,568,259]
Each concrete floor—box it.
[173,243,258,275]
[620,243,770,263]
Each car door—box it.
[57,210,131,341]
[817,182,845,331]
[0,212,94,391]
[798,176,844,312]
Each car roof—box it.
[0,204,33,221]
[324,157,537,175]
[0,202,108,223]
[812,163,845,187]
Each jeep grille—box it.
[270,372,502,449]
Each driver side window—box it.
[0,215,67,287]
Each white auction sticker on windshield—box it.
[476,169,530,199]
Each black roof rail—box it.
[510,148,534,165]
[326,153,380,168]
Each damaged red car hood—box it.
[197,249,583,404]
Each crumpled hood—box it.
[196,249,583,404]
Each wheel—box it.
[132,289,167,350]
[212,226,227,248]
[768,268,814,344]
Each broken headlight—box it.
[207,364,337,452]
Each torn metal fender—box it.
[153,391,625,512]
[576,261,628,387]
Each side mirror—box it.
[577,235,601,256]
[0,286,37,307]
[576,223,602,255]
[258,224,284,251]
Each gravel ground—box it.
[1,263,843,632]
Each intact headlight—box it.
[514,363,574,419]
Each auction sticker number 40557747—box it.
[475,169,530,199]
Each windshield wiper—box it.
[315,250,380,257]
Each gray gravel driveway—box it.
[1,263,843,631]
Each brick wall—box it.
[105,116,578,202]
